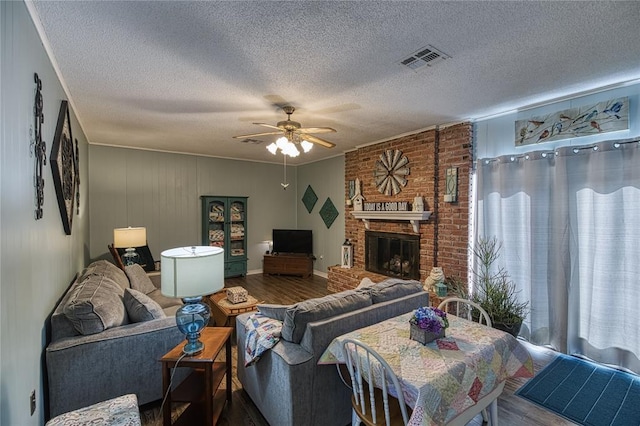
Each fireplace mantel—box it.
[350,211,432,233]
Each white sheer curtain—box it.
[475,138,640,373]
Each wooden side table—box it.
[160,327,233,426]
[208,291,260,330]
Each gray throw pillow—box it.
[257,304,292,321]
[63,274,129,335]
[78,260,130,291]
[368,278,423,303]
[356,277,376,289]
[281,290,372,343]
[125,264,156,295]
[147,289,184,309]
[124,288,166,322]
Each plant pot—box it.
[492,320,522,338]
[410,323,445,344]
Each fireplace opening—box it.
[365,231,419,280]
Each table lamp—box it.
[113,226,147,266]
[161,246,224,355]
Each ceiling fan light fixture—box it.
[276,136,289,150]
[266,142,278,155]
[233,105,337,153]
[283,143,300,157]
[301,140,313,153]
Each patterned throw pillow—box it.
[123,288,165,323]
[244,313,282,366]
[46,393,140,425]
[124,264,157,295]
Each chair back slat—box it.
[437,297,492,327]
[341,338,410,426]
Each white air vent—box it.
[399,45,450,71]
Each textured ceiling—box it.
[29,1,640,165]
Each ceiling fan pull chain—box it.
[281,154,289,190]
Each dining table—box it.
[318,311,534,426]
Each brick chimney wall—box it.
[328,123,472,292]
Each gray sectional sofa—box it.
[236,279,429,426]
[46,260,185,418]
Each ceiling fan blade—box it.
[232,131,283,139]
[298,127,337,134]
[254,123,283,131]
[300,133,336,148]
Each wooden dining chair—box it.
[341,338,411,426]
[437,297,492,327]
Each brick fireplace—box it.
[327,123,472,293]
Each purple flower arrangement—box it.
[410,307,449,334]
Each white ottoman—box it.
[46,394,140,426]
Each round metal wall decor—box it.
[374,149,410,195]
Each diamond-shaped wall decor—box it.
[319,197,339,229]
[302,185,318,213]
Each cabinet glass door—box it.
[207,200,226,248]
[228,199,246,258]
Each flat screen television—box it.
[272,229,313,255]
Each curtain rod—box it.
[480,137,640,163]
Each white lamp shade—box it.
[276,136,289,149]
[161,246,224,298]
[301,140,313,153]
[266,142,278,155]
[113,227,147,248]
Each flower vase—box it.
[410,322,445,345]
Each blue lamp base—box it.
[176,296,211,355]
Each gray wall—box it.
[1,2,90,424]
[297,155,345,274]
[89,145,301,272]
[89,145,345,274]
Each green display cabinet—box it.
[201,196,248,278]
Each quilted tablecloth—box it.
[319,312,534,425]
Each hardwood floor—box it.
[140,273,575,426]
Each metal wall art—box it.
[302,185,318,213]
[32,73,46,220]
[515,97,629,146]
[319,197,339,229]
[374,149,410,195]
[50,100,77,235]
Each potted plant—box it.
[445,276,469,299]
[470,236,529,337]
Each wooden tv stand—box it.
[263,253,314,278]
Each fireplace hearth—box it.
[365,231,419,280]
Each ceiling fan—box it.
[233,106,336,156]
